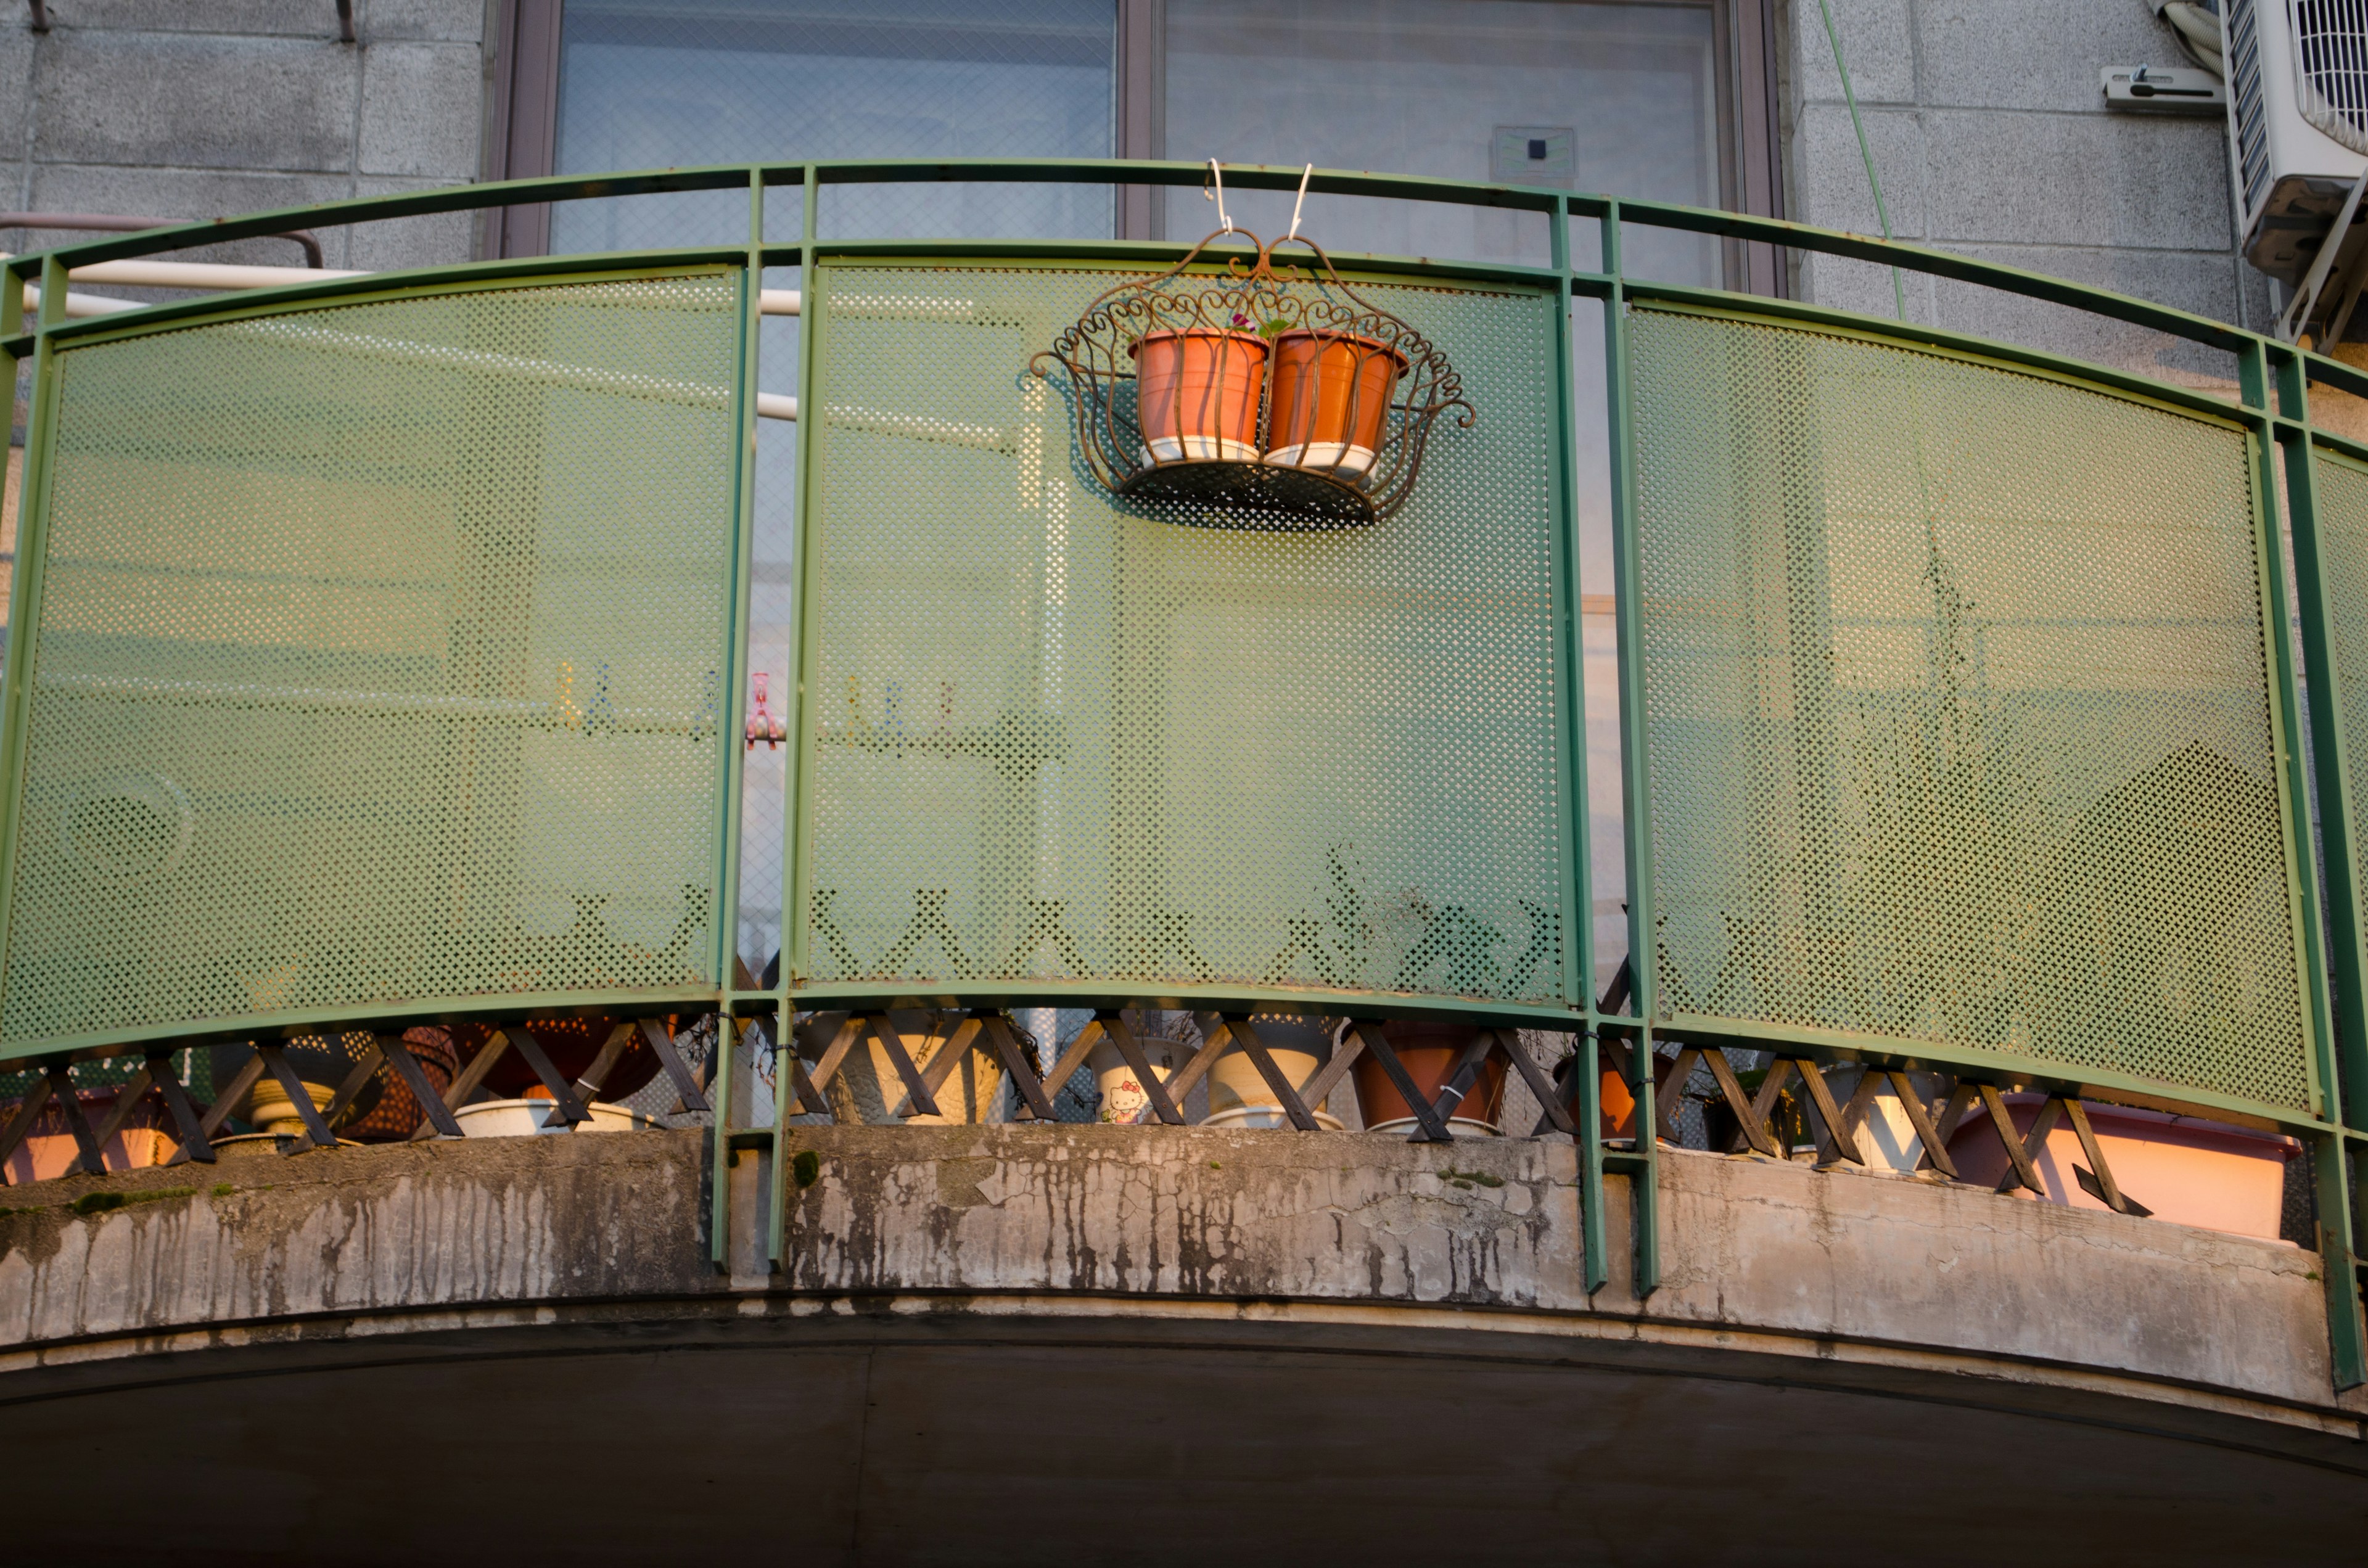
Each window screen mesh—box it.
[1628,306,2308,1110]
[802,263,1564,1008]
[2,274,742,1046]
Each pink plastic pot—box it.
[1945,1091,2297,1241]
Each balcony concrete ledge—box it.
[0,1125,2361,1561]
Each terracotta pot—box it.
[1945,1091,2298,1240]
[1352,1020,1507,1136]
[1262,330,1408,482]
[1206,1013,1345,1130]
[1131,329,1268,464]
[454,1017,660,1102]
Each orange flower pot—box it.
[1130,328,1268,464]
[1263,329,1409,482]
[1352,1020,1507,1136]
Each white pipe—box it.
[755,392,797,421]
[20,284,143,318]
[68,258,368,290]
[13,256,800,320]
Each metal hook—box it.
[1287,163,1314,240]
[1205,158,1234,236]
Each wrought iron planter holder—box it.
[1030,228,1473,528]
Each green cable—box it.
[1817,0,1908,320]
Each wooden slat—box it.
[0,1073,55,1179]
[146,1055,216,1164]
[1500,1032,1576,1137]
[866,1016,943,1120]
[574,1023,637,1101]
[411,1032,512,1139]
[89,1063,157,1148]
[1979,1085,2050,1194]
[641,1017,713,1115]
[318,1042,386,1127]
[1104,1014,1185,1125]
[1043,1018,1105,1101]
[1236,1017,1320,1131]
[1651,1045,1700,1144]
[1884,1070,1955,1179]
[982,1014,1059,1122]
[381,1038,464,1140]
[2062,1098,2150,1216]
[1294,1024,1363,1119]
[252,1045,337,1153]
[509,1030,593,1128]
[1786,1057,1864,1166]
[201,1051,268,1141]
[1701,1047,1779,1157]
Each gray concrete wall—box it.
[2,1123,2361,1429]
[0,0,489,271]
[1779,0,2270,383]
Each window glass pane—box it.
[1164,0,1719,279]
[551,0,1117,251]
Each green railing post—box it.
[708,1010,736,1275]
[715,167,765,994]
[1552,194,1606,1296]
[1550,194,1593,1016]
[2266,343,2368,1389]
[782,165,823,1006]
[0,258,72,1024]
[1601,199,1659,1297]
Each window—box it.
[496,0,1778,279]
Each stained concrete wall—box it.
[1778,0,2270,382]
[0,0,489,270]
[1,1123,2360,1432]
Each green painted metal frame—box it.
[0,158,2359,1374]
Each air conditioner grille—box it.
[2295,0,2368,155]
[2232,0,2271,215]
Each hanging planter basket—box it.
[1030,226,1472,528]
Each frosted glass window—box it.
[551,0,1117,250]
[1164,0,1720,279]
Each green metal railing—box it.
[2,160,2364,1385]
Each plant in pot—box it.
[1352,1019,1507,1137]
[442,1017,667,1135]
[1206,1012,1346,1130]
[208,1033,384,1146]
[1263,327,1410,484]
[1128,316,1274,466]
[821,1010,1011,1126]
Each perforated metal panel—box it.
[803,263,1564,1007]
[2309,448,2368,950]
[1628,306,2308,1109]
[1,272,742,1046]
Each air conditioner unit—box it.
[2227,0,2368,284]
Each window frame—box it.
[489,0,1783,290]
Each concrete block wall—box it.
[0,0,490,272]
[1780,0,2274,382]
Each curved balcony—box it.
[1,166,2367,1517]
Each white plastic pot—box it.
[453,1098,661,1138]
